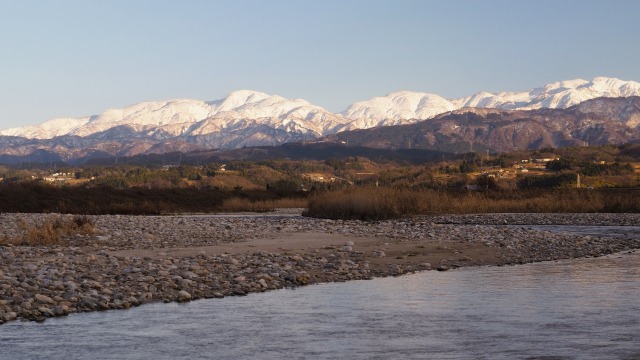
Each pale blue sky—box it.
[1,0,639,129]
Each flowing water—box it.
[1,251,638,359]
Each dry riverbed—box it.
[1,210,639,324]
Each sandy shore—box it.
[1,210,639,324]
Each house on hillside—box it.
[43,172,73,182]
[534,158,557,163]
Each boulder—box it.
[177,290,192,302]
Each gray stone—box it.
[177,290,191,302]
[34,294,55,305]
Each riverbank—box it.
[1,211,639,324]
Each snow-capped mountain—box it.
[337,77,640,128]
[1,77,640,163]
[0,90,348,140]
[4,77,640,140]
[451,77,640,110]
[340,91,457,129]
[328,96,640,153]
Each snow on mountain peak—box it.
[0,116,91,139]
[341,91,457,121]
[0,90,344,140]
[2,77,640,142]
[453,77,640,111]
[579,77,640,96]
[339,77,640,126]
[213,90,273,111]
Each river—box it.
[1,250,638,359]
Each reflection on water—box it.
[1,252,639,360]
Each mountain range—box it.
[327,96,640,153]
[1,77,640,164]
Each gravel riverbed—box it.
[1,211,639,324]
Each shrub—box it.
[72,214,96,232]
[516,173,577,189]
[303,187,640,220]
[1,215,95,246]
[546,159,573,171]
[304,187,421,221]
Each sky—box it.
[1,0,640,129]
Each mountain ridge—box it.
[4,77,640,141]
[0,90,349,140]
[326,96,640,153]
[1,77,640,163]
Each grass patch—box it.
[1,215,95,246]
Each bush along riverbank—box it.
[304,188,640,221]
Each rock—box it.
[3,311,17,322]
[436,265,449,272]
[34,294,55,305]
[177,290,191,302]
[323,263,337,270]
[294,272,310,285]
[181,271,198,279]
[37,306,54,317]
